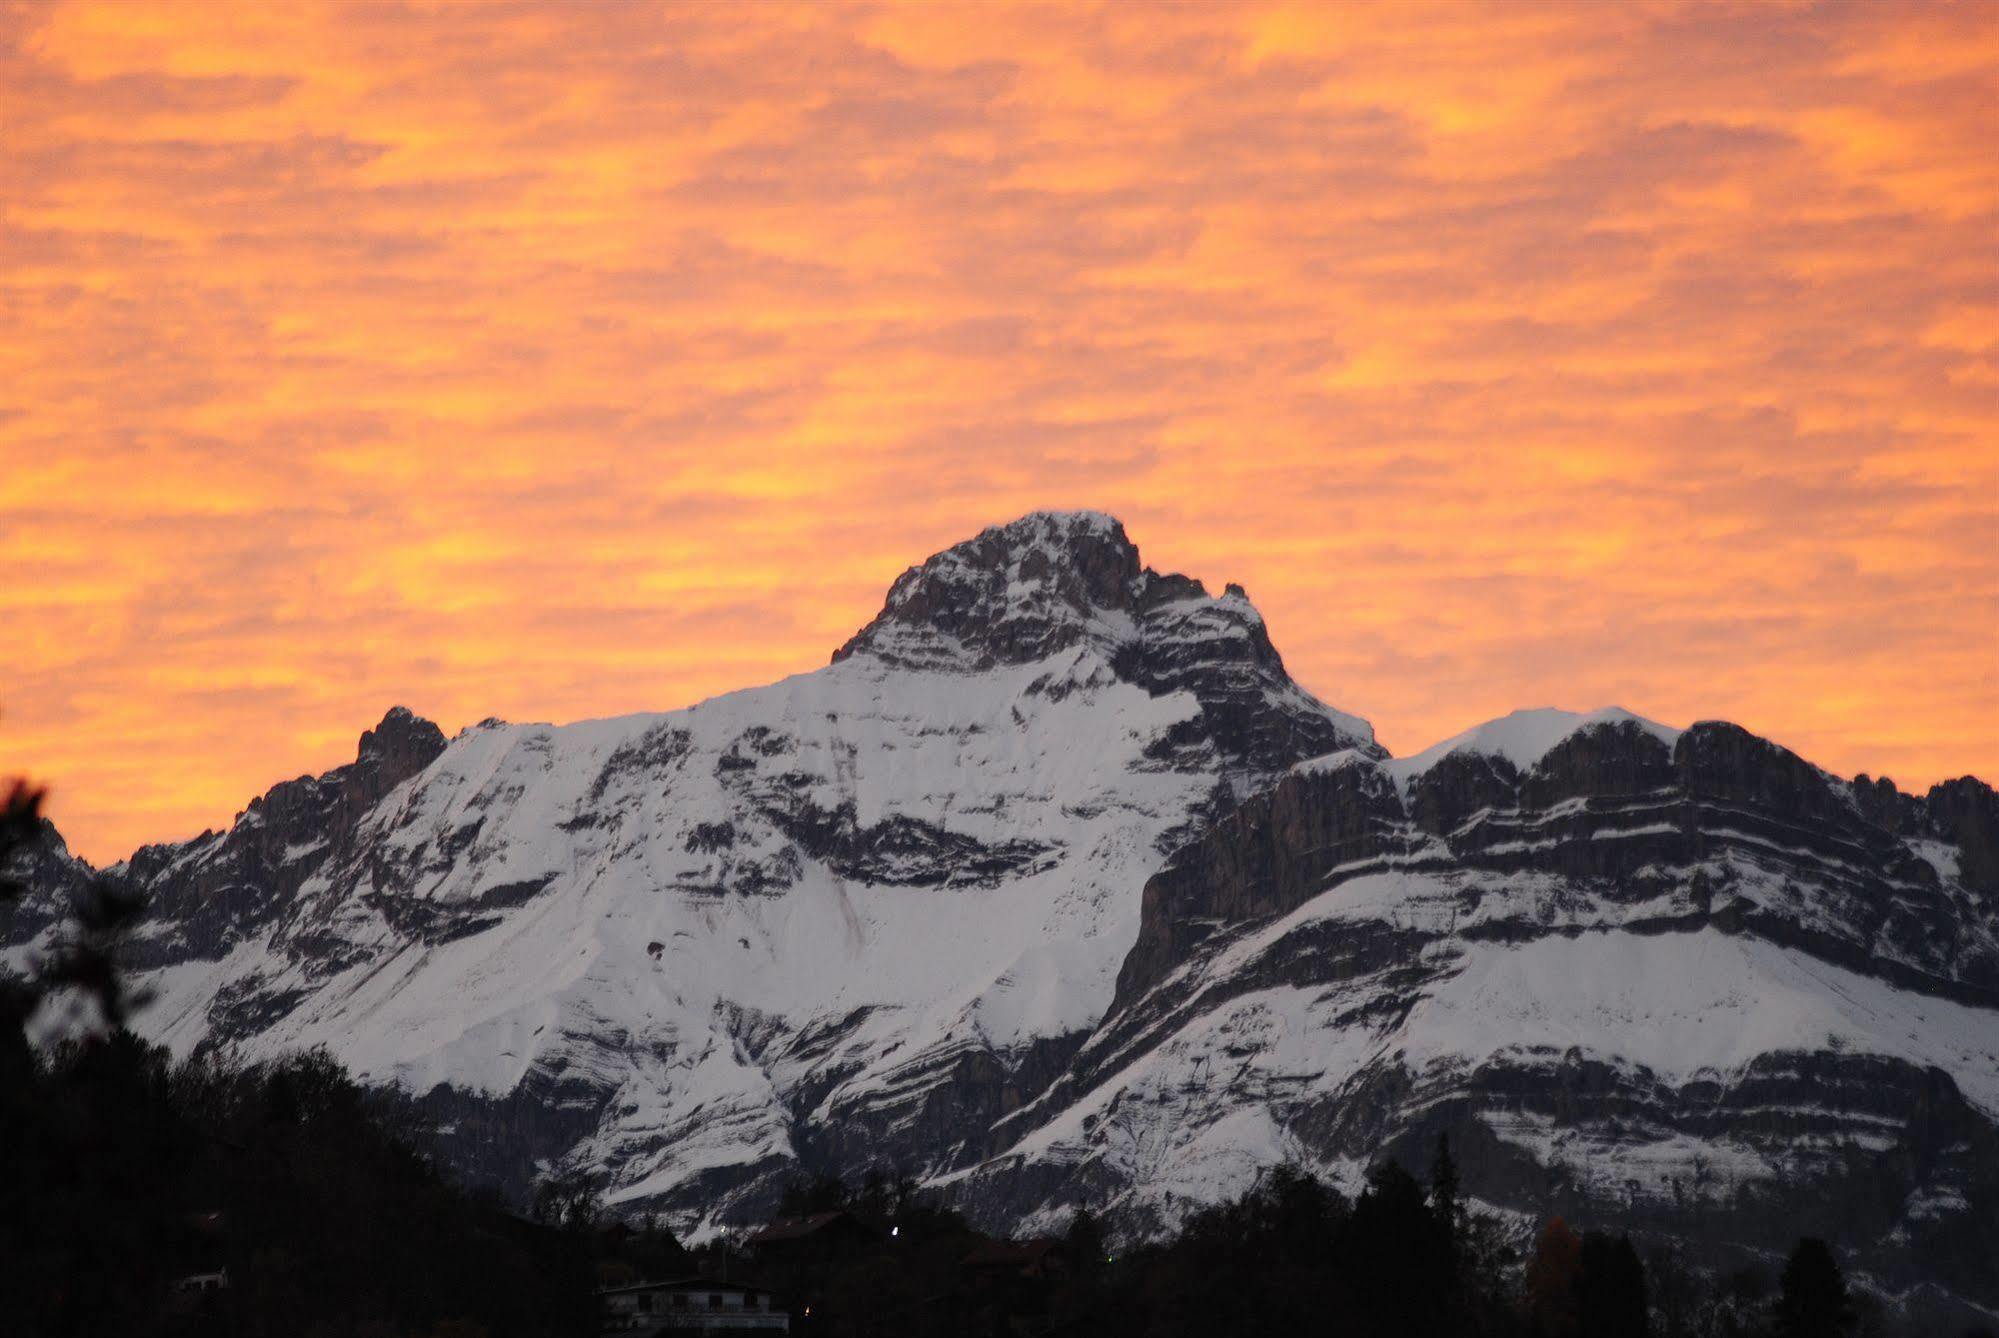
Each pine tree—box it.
[1576,1231,1649,1338]
[1065,1205,1107,1269]
[1429,1129,1467,1271]
[1348,1159,1454,1334]
[1525,1216,1583,1335]
[1774,1237,1852,1338]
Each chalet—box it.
[165,1267,232,1320]
[960,1237,1070,1281]
[599,1276,788,1333]
[743,1210,879,1258]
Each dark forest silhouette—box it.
[2,782,595,1335]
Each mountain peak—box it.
[356,705,447,785]
[830,511,1377,771]
[831,510,1205,670]
[1003,507,1128,540]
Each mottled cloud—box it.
[3,0,1994,862]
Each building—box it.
[599,1277,789,1333]
[960,1237,1070,1282]
[165,1267,232,1322]
[173,1269,231,1295]
[742,1210,879,1259]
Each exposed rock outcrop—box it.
[974,708,1999,1307]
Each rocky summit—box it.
[5,513,1996,1313]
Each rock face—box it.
[0,819,95,970]
[3,517,1995,1312]
[117,706,449,974]
[970,708,1999,1307]
[833,511,1373,782]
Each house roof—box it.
[597,1276,780,1298]
[961,1238,1067,1269]
[744,1210,873,1244]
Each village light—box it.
[890,1225,899,1238]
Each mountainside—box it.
[6,511,1996,1309]
[5,512,1376,1233]
[966,707,1999,1306]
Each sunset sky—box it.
[3,0,1995,864]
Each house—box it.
[743,1210,879,1259]
[599,1277,789,1333]
[165,1268,232,1321]
[960,1238,1070,1282]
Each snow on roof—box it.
[961,1237,1067,1267]
[597,1276,780,1296]
[744,1210,874,1243]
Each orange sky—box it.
[3,0,1995,865]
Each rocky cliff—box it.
[968,708,1999,1306]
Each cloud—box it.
[2,0,1993,861]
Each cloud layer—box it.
[4,0,1994,862]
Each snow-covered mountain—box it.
[7,511,1376,1231]
[966,705,1999,1306]
[7,511,1996,1309]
